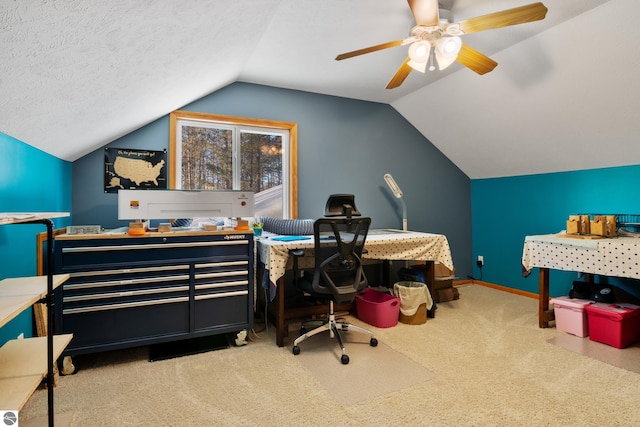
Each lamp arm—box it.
[400,198,407,231]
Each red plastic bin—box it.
[356,288,400,328]
[584,302,640,349]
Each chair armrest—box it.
[289,249,306,285]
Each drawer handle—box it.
[62,240,247,253]
[65,275,190,290]
[69,265,190,278]
[63,296,189,314]
[195,261,248,269]
[195,280,249,290]
[194,271,247,280]
[64,286,190,303]
[194,290,248,301]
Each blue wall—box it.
[472,165,640,297]
[72,82,473,279]
[0,132,72,345]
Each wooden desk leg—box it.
[425,260,435,298]
[276,278,286,347]
[382,260,391,286]
[538,268,550,328]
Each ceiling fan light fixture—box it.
[408,40,431,73]
[335,0,548,89]
[435,36,461,70]
[428,48,436,71]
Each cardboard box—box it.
[436,287,459,303]
[550,296,592,337]
[585,302,640,348]
[434,262,454,278]
[413,261,455,278]
[433,277,453,291]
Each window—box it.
[170,111,298,219]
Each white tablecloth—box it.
[522,234,640,279]
[259,229,454,288]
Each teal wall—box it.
[0,132,72,345]
[471,165,640,298]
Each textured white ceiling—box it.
[1,0,632,179]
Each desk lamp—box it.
[384,173,407,231]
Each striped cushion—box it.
[171,218,192,227]
[262,217,314,235]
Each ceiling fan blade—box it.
[336,39,406,61]
[407,0,439,26]
[386,58,413,89]
[456,44,498,75]
[457,2,548,35]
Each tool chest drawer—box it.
[56,234,250,271]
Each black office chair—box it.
[290,216,378,364]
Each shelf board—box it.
[0,275,70,328]
[0,212,70,225]
[0,334,73,410]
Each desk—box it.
[258,229,454,346]
[522,234,640,328]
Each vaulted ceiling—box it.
[1,0,636,179]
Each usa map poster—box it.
[104,148,167,193]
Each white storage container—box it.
[550,296,593,337]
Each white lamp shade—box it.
[384,173,403,198]
[408,41,431,73]
[435,36,462,70]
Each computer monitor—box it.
[324,194,361,219]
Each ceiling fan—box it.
[335,1,548,89]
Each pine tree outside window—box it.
[169,111,298,219]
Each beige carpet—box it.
[18,284,640,426]
[293,330,434,405]
[549,334,640,374]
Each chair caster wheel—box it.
[370,337,378,347]
[299,326,307,335]
[292,345,301,355]
[341,354,349,364]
